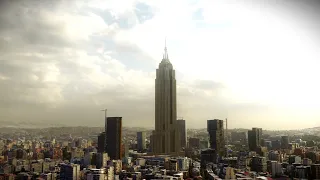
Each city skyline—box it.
[0,0,320,130]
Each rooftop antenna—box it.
[163,37,168,59]
[101,109,107,119]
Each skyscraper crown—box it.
[163,38,169,60]
[160,38,172,66]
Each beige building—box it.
[151,44,181,155]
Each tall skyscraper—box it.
[248,127,262,151]
[177,119,186,148]
[97,132,106,153]
[151,42,181,154]
[207,119,225,156]
[137,131,146,152]
[106,117,122,160]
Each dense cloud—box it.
[0,0,227,128]
[0,0,320,129]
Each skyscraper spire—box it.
[163,38,168,59]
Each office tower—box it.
[248,127,262,151]
[177,119,186,148]
[96,153,109,168]
[151,43,180,154]
[200,149,217,168]
[106,117,122,160]
[137,131,146,152]
[97,132,105,153]
[281,136,289,149]
[207,119,225,156]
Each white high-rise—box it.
[151,42,180,154]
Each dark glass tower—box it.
[106,117,122,160]
[248,127,262,151]
[97,132,105,153]
[207,119,225,156]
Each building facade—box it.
[177,119,186,148]
[207,119,225,157]
[97,132,105,153]
[248,127,262,151]
[137,131,146,152]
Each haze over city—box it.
[0,0,320,130]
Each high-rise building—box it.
[200,149,217,168]
[177,119,186,148]
[151,43,181,154]
[248,127,262,151]
[207,119,225,156]
[137,131,146,152]
[97,132,105,153]
[106,117,122,160]
[281,136,289,149]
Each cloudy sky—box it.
[0,0,320,130]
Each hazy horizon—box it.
[0,0,320,130]
[0,120,319,131]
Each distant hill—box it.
[0,120,319,132]
[0,120,65,129]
